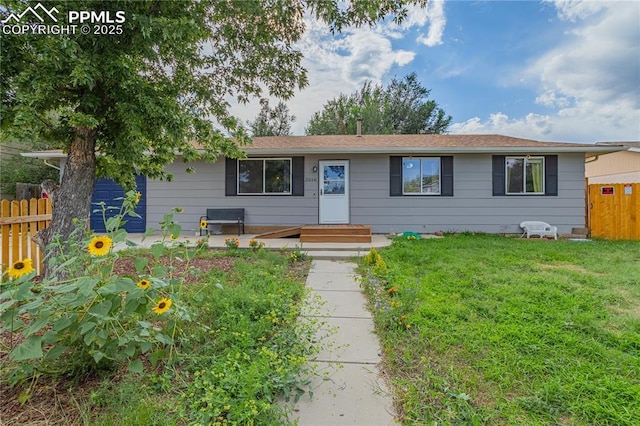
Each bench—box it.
[200,208,245,236]
[520,221,558,240]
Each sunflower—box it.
[200,219,208,229]
[153,298,172,315]
[136,279,151,289]
[7,258,34,279]
[87,235,113,256]
[135,192,142,203]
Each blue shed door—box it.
[90,175,146,233]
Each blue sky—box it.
[232,1,640,143]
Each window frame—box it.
[505,156,545,195]
[237,157,292,195]
[402,157,442,196]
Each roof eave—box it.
[20,152,67,160]
[241,146,628,155]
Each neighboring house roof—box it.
[22,134,628,159]
[595,141,640,153]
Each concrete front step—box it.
[300,234,372,243]
[305,251,365,260]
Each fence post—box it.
[1,199,9,270]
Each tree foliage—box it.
[248,101,296,137]
[0,0,426,274]
[305,73,451,135]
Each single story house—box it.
[23,134,626,236]
[585,141,640,184]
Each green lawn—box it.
[360,235,640,425]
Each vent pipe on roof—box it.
[356,117,362,137]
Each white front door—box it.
[319,160,350,224]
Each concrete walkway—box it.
[289,259,396,425]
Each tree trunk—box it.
[35,127,97,279]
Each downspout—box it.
[44,160,60,170]
[585,155,599,164]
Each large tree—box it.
[305,72,451,135]
[1,0,426,275]
[248,100,296,137]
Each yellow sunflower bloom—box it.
[87,235,113,256]
[153,298,172,315]
[7,258,34,279]
[200,219,208,229]
[135,192,142,203]
[136,279,151,289]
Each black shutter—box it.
[390,156,402,196]
[441,156,454,196]
[225,157,237,196]
[492,155,506,196]
[545,155,558,196]
[291,156,304,196]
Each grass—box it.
[360,235,640,425]
[1,248,316,425]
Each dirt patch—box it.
[536,262,602,275]
[608,286,640,319]
[0,374,102,426]
[113,254,236,285]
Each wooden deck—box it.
[301,224,372,243]
[255,224,373,243]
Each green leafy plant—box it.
[364,248,388,277]
[0,191,195,385]
[289,244,309,263]
[249,238,265,252]
[224,237,240,250]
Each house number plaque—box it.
[601,186,614,195]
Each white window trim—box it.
[402,157,442,196]
[505,156,545,195]
[237,157,292,195]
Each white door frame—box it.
[319,160,350,224]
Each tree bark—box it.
[35,127,97,279]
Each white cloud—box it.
[416,0,446,47]
[453,1,640,142]
[535,90,572,108]
[231,10,431,134]
[451,113,553,139]
[549,0,606,22]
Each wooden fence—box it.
[588,183,640,240]
[0,198,52,276]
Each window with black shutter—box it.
[390,156,453,197]
[492,155,558,196]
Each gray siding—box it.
[146,153,586,235]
